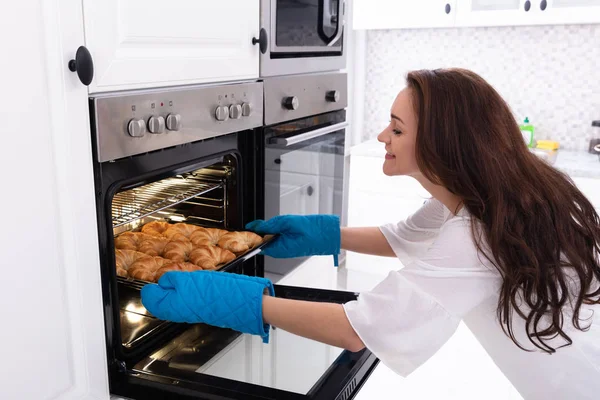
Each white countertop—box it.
[350,139,600,179]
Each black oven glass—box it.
[275,0,342,47]
[262,110,345,276]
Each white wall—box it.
[359,24,600,150]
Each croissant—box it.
[189,246,236,270]
[128,256,171,282]
[141,221,171,237]
[163,240,194,262]
[217,231,263,254]
[114,249,153,277]
[163,223,202,242]
[137,236,170,257]
[114,232,157,250]
[154,262,203,281]
[189,227,229,247]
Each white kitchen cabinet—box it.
[535,0,600,25]
[353,0,457,30]
[455,0,529,26]
[81,0,259,93]
[2,0,109,399]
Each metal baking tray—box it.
[115,227,276,287]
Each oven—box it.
[259,72,348,277]
[258,0,347,77]
[90,79,377,399]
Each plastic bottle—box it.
[519,117,535,148]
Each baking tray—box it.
[115,228,276,287]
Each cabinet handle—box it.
[68,46,94,86]
[307,186,314,196]
[445,3,451,14]
[540,0,547,11]
[524,0,531,11]
[252,28,268,54]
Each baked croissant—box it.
[154,262,203,281]
[114,249,152,277]
[218,231,263,254]
[189,246,236,270]
[141,221,171,237]
[163,240,194,262]
[128,256,171,281]
[163,223,202,242]
[114,232,157,250]
[189,227,229,247]
[137,236,170,257]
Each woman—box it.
[142,68,600,399]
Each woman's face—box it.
[377,88,420,177]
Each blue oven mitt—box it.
[140,270,275,343]
[245,214,341,266]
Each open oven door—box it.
[111,284,378,400]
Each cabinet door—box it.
[82,0,259,93]
[537,0,600,25]
[2,0,109,398]
[353,0,456,30]
[456,0,529,26]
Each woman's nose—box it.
[377,129,388,143]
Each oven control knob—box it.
[166,113,182,131]
[229,104,242,120]
[241,102,252,117]
[215,105,229,121]
[283,96,299,110]
[127,118,146,137]
[148,115,165,134]
[326,90,340,103]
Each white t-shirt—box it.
[343,198,600,400]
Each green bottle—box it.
[519,117,535,148]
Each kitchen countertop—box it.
[351,139,600,179]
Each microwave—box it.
[257,0,347,77]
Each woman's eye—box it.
[392,129,402,135]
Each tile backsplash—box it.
[361,24,600,150]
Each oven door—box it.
[268,0,345,55]
[261,111,346,277]
[114,285,378,400]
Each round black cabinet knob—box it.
[445,3,451,14]
[540,0,547,11]
[252,28,268,54]
[68,46,94,86]
[524,1,532,11]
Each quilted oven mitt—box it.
[140,270,275,343]
[245,214,341,266]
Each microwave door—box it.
[120,286,378,400]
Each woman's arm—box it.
[341,227,396,257]
[262,295,366,352]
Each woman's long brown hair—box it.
[406,68,600,353]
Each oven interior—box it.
[110,154,260,363]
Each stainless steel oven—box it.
[257,0,347,77]
[259,72,347,277]
[90,78,377,399]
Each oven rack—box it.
[112,175,224,228]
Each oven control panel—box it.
[263,72,347,126]
[92,81,264,162]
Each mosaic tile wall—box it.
[361,24,600,150]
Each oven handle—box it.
[327,0,345,47]
[269,121,348,147]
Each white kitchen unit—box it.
[354,0,600,29]
[537,0,600,25]
[455,0,528,27]
[2,0,109,399]
[353,0,457,30]
[81,0,259,93]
